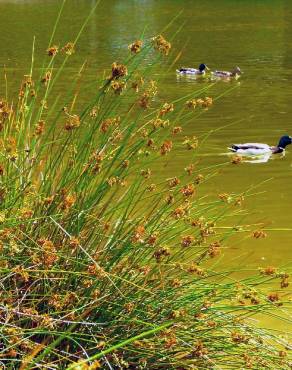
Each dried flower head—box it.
[20,207,34,219]
[147,233,158,245]
[111,62,128,79]
[90,106,98,118]
[22,74,33,88]
[128,40,143,54]
[100,116,120,133]
[185,164,195,175]
[208,241,221,258]
[186,99,197,109]
[152,35,171,55]
[139,92,150,109]
[280,276,289,288]
[218,193,232,203]
[131,76,144,92]
[259,266,277,276]
[65,114,80,130]
[181,184,195,197]
[41,99,48,109]
[61,42,75,55]
[183,136,199,150]
[231,332,249,344]
[147,183,156,192]
[138,81,157,108]
[132,225,145,244]
[47,45,58,56]
[188,263,205,276]
[141,168,151,178]
[111,80,126,95]
[172,206,186,219]
[168,177,180,188]
[60,194,76,210]
[153,247,170,262]
[195,174,204,184]
[181,235,194,247]
[43,195,54,206]
[165,193,174,204]
[267,292,279,302]
[253,230,267,239]
[41,71,52,86]
[69,237,80,249]
[193,341,208,357]
[160,140,172,155]
[159,102,174,116]
[202,97,213,107]
[13,265,29,282]
[35,120,45,136]
[151,118,169,129]
[234,195,244,206]
[231,155,243,164]
[172,126,182,135]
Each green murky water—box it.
[0,0,291,270]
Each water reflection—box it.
[241,153,272,163]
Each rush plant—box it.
[0,2,290,369]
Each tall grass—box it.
[0,5,290,369]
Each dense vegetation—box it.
[0,4,290,369]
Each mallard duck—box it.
[176,63,209,75]
[212,66,242,78]
[229,135,292,155]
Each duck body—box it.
[212,66,242,78]
[230,143,274,156]
[176,63,208,75]
[229,136,292,156]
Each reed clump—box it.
[0,16,290,370]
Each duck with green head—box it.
[177,63,209,75]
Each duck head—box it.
[278,135,292,149]
[232,66,242,75]
[199,63,209,72]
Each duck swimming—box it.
[212,66,242,78]
[229,135,292,156]
[176,63,209,75]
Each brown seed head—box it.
[208,241,221,258]
[61,42,75,55]
[65,115,80,131]
[41,71,52,86]
[111,80,126,95]
[111,62,128,79]
[128,40,143,54]
[181,235,194,247]
[267,292,279,302]
[253,230,267,239]
[259,266,276,276]
[152,35,171,55]
[168,177,180,188]
[231,155,243,164]
[35,120,45,136]
[160,140,172,155]
[159,102,174,116]
[181,184,195,197]
[172,126,182,134]
[132,225,145,244]
[47,45,58,56]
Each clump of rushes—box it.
[0,11,290,370]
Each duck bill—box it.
[205,66,210,71]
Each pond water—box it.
[0,0,291,271]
